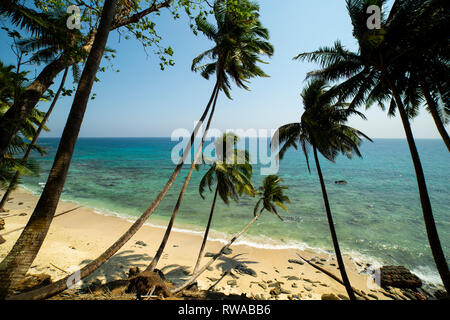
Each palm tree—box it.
[145,0,273,272]
[0,0,79,157]
[276,79,372,300]
[193,133,254,273]
[295,0,450,292]
[172,174,289,294]
[0,67,69,211]
[7,0,273,301]
[0,0,119,299]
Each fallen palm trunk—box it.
[295,253,368,300]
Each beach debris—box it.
[18,202,23,205]
[258,283,267,290]
[227,280,237,287]
[288,259,304,266]
[0,235,5,244]
[334,180,347,185]
[19,212,27,216]
[338,294,349,300]
[69,246,76,250]
[135,240,147,247]
[303,285,312,292]
[380,266,422,289]
[286,276,300,281]
[269,287,281,296]
[50,263,69,274]
[321,293,339,300]
[126,270,172,300]
[291,283,298,288]
[11,273,52,294]
[367,293,379,300]
[128,267,140,278]
[0,218,4,230]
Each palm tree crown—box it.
[192,0,274,98]
[277,79,372,171]
[253,174,290,220]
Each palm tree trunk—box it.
[385,75,450,292]
[171,208,263,295]
[0,68,69,212]
[0,0,118,299]
[418,76,450,152]
[7,77,220,302]
[193,186,219,274]
[312,146,356,300]
[146,83,220,272]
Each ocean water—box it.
[21,138,449,285]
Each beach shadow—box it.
[213,253,259,277]
[160,264,192,285]
[80,250,152,285]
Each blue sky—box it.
[1,0,447,139]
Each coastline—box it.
[0,188,425,300]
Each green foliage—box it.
[276,79,372,172]
[192,0,273,98]
[253,175,290,220]
[0,61,48,189]
[198,132,254,205]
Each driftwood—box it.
[296,253,369,300]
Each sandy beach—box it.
[0,188,412,300]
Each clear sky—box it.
[1,0,447,139]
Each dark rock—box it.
[321,293,339,300]
[367,293,379,300]
[287,276,300,281]
[18,202,23,205]
[338,294,349,300]
[19,213,27,216]
[380,266,422,289]
[0,218,4,230]
[12,274,52,294]
[288,259,304,266]
[335,180,347,185]
[269,287,281,296]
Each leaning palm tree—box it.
[276,79,372,300]
[193,133,254,273]
[172,174,289,294]
[0,0,119,299]
[146,0,273,272]
[7,0,273,301]
[295,0,450,292]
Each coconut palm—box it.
[193,133,254,273]
[0,67,69,211]
[295,0,450,292]
[6,0,273,301]
[0,0,119,299]
[172,174,289,294]
[145,0,273,272]
[276,79,372,300]
[0,0,80,157]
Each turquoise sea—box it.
[21,138,449,285]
